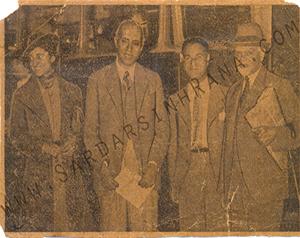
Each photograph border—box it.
[1,1,299,236]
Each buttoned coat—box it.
[84,61,169,194]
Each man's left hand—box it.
[253,126,278,146]
[138,164,158,188]
[62,135,77,157]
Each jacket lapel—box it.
[207,82,226,128]
[134,63,149,116]
[18,76,51,129]
[176,86,191,133]
[58,76,71,139]
[243,67,267,112]
[220,79,243,198]
[105,61,123,123]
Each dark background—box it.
[4,5,299,232]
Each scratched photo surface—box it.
[3,4,300,234]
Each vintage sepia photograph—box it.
[1,2,300,236]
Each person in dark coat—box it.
[219,23,300,231]
[9,32,93,231]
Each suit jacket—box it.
[9,74,91,231]
[220,66,300,204]
[84,61,169,192]
[168,78,228,194]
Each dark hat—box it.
[23,32,59,58]
[233,23,270,50]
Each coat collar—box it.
[16,75,51,129]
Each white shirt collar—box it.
[244,64,262,90]
[116,57,136,83]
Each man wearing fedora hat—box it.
[9,32,94,231]
[219,23,300,231]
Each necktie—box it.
[239,76,249,106]
[191,90,209,153]
[123,71,131,91]
[123,71,133,121]
[244,76,250,93]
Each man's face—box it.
[29,47,55,77]
[182,43,210,81]
[234,46,265,77]
[115,25,143,67]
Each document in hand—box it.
[115,166,154,209]
[115,139,154,209]
[245,87,288,170]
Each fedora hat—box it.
[233,23,270,51]
[22,32,59,58]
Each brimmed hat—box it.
[22,32,59,58]
[233,23,270,51]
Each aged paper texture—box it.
[1,0,300,237]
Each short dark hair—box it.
[182,36,209,54]
[115,19,144,44]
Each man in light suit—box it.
[84,20,169,231]
[220,23,300,231]
[168,37,227,231]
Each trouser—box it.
[99,189,158,231]
[227,159,284,231]
[178,152,226,231]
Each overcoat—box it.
[9,75,93,231]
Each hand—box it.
[252,126,278,146]
[62,135,77,157]
[42,142,61,157]
[100,164,119,191]
[138,164,157,188]
[170,188,179,204]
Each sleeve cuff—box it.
[148,161,158,167]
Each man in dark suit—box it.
[168,37,227,231]
[9,33,92,231]
[220,23,300,231]
[84,20,169,231]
